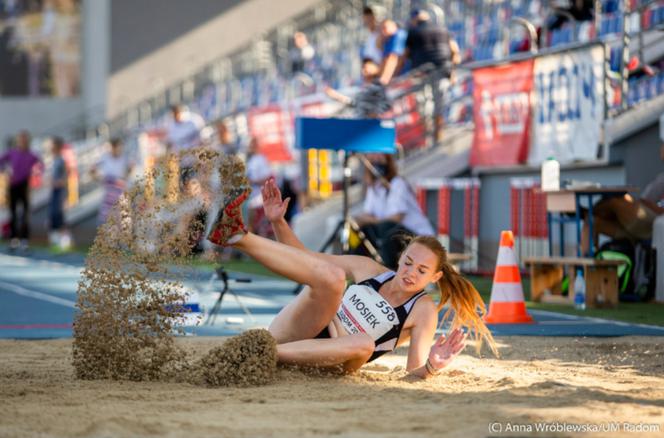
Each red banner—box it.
[470,59,534,167]
[247,105,292,162]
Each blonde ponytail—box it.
[408,236,498,357]
[438,263,498,357]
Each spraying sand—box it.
[73,149,252,383]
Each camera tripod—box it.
[317,153,383,260]
[204,266,256,325]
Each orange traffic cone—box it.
[484,230,534,324]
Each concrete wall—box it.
[106,0,321,118]
[613,123,661,194]
[0,0,110,140]
[110,0,243,74]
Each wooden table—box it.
[543,186,638,257]
[524,256,625,308]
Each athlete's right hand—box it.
[428,328,467,371]
[261,177,290,223]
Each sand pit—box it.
[1,336,663,437]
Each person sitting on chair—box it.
[581,141,664,255]
[353,153,435,269]
[206,176,496,376]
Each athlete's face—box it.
[396,243,442,293]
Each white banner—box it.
[529,45,604,165]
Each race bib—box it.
[336,284,399,340]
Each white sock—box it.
[226,233,244,245]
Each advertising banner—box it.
[529,45,604,165]
[247,105,292,162]
[470,59,534,167]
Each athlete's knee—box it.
[267,325,287,344]
[315,264,346,295]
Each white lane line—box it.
[537,320,595,325]
[0,280,76,308]
[530,309,582,320]
[0,252,81,271]
[530,309,664,332]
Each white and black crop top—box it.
[335,271,426,362]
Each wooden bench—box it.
[523,256,625,308]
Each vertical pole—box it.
[620,0,631,112]
[341,152,351,253]
[575,194,583,257]
[463,180,472,271]
[472,178,480,271]
[510,179,521,261]
[547,212,553,257]
[594,0,602,40]
[437,183,451,251]
[416,187,427,212]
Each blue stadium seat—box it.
[609,46,622,71]
[603,0,619,14]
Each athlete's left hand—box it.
[428,328,467,371]
[261,177,289,223]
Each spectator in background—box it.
[289,31,315,75]
[406,9,460,75]
[48,136,70,250]
[378,19,408,85]
[324,58,392,118]
[91,138,133,225]
[279,164,305,225]
[405,9,461,142]
[166,104,205,184]
[361,4,385,66]
[245,137,273,236]
[215,120,239,155]
[0,130,41,251]
[354,153,435,269]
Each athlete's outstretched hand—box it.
[262,177,290,223]
[428,328,467,371]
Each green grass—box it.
[467,275,664,327]
[193,258,280,278]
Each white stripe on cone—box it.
[495,246,519,267]
[488,283,526,302]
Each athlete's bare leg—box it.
[233,233,346,344]
[276,333,374,373]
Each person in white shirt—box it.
[91,138,133,225]
[354,153,435,268]
[166,104,205,184]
